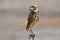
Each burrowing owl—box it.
[26,5,39,32]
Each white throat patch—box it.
[34,9,39,13]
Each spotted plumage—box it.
[26,5,39,32]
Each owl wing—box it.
[26,13,39,32]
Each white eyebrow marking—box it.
[34,9,39,13]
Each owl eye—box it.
[32,6,34,7]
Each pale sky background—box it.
[0,0,60,12]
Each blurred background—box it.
[0,0,60,40]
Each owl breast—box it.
[26,11,39,32]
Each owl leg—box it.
[29,29,35,40]
[30,29,35,35]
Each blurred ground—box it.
[0,12,60,40]
[0,0,60,40]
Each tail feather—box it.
[25,26,30,32]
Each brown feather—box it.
[26,11,39,32]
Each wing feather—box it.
[26,13,39,32]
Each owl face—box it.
[29,5,39,13]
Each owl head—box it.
[29,5,39,13]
